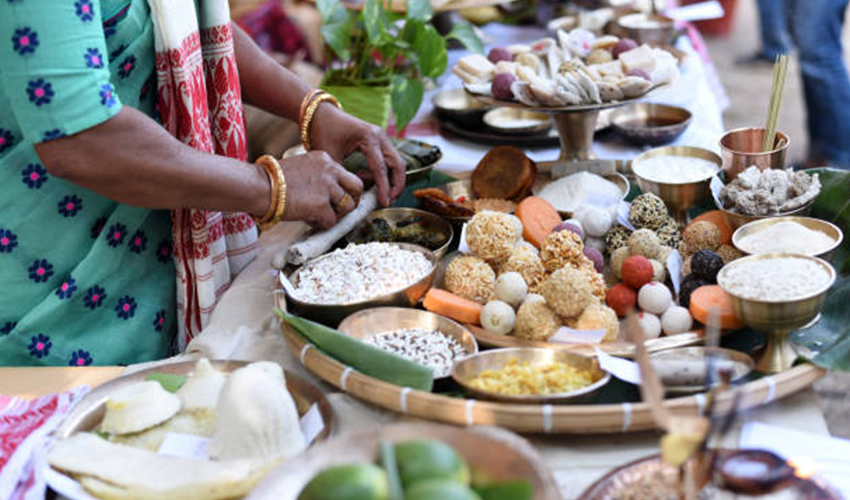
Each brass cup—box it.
[632,146,722,226]
[719,127,790,180]
[615,13,677,46]
[717,254,836,374]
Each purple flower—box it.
[128,230,147,254]
[115,295,137,320]
[11,27,38,55]
[0,228,17,253]
[84,47,104,68]
[28,334,52,358]
[0,321,16,336]
[153,309,166,332]
[90,217,107,239]
[105,223,126,247]
[69,349,93,366]
[156,240,172,264]
[58,195,83,217]
[117,55,135,79]
[75,0,95,22]
[21,163,48,188]
[28,259,53,283]
[0,128,13,154]
[43,129,65,141]
[100,83,117,107]
[56,277,77,300]
[27,79,54,106]
[83,285,106,309]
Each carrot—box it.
[688,285,743,330]
[689,210,733,245]
[516,196,562,248]
[423,288,483,325]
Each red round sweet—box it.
[606,283,637,317]
[621,255,654,289]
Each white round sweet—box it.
[638,282,672,315]
[522,293,546,306]
[495,272,528,308]
[661,306,693,335]
[636,312,662,339]
[480,300,516,335]
[580,206,614,238]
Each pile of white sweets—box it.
[634,155,719,184]
[365,328,467,378]
[535,171,623,213]
[720,257,832,301]
[295,243,431,304]
[736,221,836,255]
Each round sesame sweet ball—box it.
[621,255,654,289]
[575,304,620,342]
[494,272,528,308]
[679,221,721,255]
[716,244,744,264]
[610,246,631,279]
[541,267,594,318]
[628,228,662,260]
[499,246,546,292]
[637,282,673,315]
[691,248,724,282]
[481,300,516,335]
[629,193,669,230]
[466,210,521,262]
[540,229,585,273]
[606,283,637,317]
[656,221,682,249]
[444,255,496,304]
[514,299,560,341]
[661,306,693,335]
[605,225,632,255]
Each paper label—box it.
[299,403,325,445]
[595,348,642,384]
[710,174,724,200]
[668,249,684,296]
[616,201,636,231]
[586,191,620,209]
[550,327,606,344]
[158,432,210,460]
[458,223,471,254]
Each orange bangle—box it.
[252,155,287,230]
[299,89,323,129]
[300,92,342,151]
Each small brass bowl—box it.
[283,243,437,326]
[610,103,692,146]
[346,208,453,259]
[483,107,552,135]
[632,146,721,225]
[732,216,843,260]
[717,253,836,373]
[337,307,479,380]
[432,87,492,129]
[616,13,676,46]
[451,347,611,404]
[711,174,816,230]
[719,127,790,181]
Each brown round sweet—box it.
[466,211,521,262]
[540,230,585,273]
[514,300,560,341]
[541,267,594,318]
[444,255,496,304]
[679,221,721,255]
[717,244,744,264]
[575,304,620,342]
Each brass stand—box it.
[550,109,601,161]
[755,330,798,374]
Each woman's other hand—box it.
[309,105,406,207]
[281,151,364,229]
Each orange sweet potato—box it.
[423,288,483,325]
[688,285,743,330]
[516,196,562,248]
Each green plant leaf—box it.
[391,75,424,132]
[363,0,387,44]
[418,25,448,79]
[321,21,352,61]
[447,20,484,54]
[406,0,433,21]
[317,0,349,25]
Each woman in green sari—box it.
[0,0,405,366]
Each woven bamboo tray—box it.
[282,323,825,434]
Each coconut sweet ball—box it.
[514,299,560,341]
[575,304,620,342]
[541,267,594,318]
[679,221,721,255]
[629,193,669,230]
[540,230,585,273]
[445,255,496,304]
[466,211,521,262]
[499,246,546,292]
[605,225,632,255]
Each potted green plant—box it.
[317,0,482,131]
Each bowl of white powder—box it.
[732,217,843,260]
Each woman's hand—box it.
[309,104,406,207]
[281,151,364,229]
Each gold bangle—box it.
[252,155,287,230]
[300,92,342,151]
[299,89,323,129]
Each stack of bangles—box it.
[252,90,343,230]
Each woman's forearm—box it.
[232,24,313,121]
[34,107,270,216]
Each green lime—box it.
[406,480,482,500]
[298,464,389,500]
[394,440,471,488]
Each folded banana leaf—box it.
[343,138,442,174]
